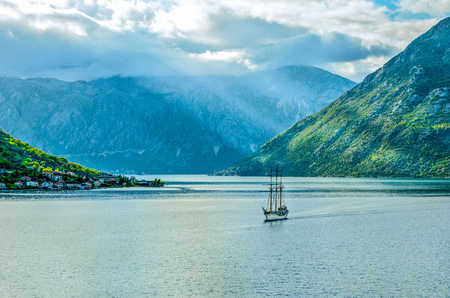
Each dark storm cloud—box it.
[210,12,309,49]
[165,10,395,79]
[249,31,396,69]
[168,12,308,54]
[0,0,429,81]
[0,20,182,80]
[0,18,393,80]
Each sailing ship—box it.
[262,168,288,221]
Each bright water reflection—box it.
[0,176,449,297]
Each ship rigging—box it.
[262,168,288,222]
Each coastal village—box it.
[0,129,165,191]
[0,168,164,191]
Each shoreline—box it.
[0,184,164,193]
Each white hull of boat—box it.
[264,214,288,222]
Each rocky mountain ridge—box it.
[0,65,354,173]
[225,17,450,177]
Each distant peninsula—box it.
[0,129,164,191]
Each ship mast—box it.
[279,172,283,207]
[274,168,278,211]
[269,168,273,212]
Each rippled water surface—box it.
[1,176,449,297]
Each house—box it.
[67,172,76,176]
[25,181,39,188]
[54,182,64,190]
[98,175,117,184]
[0,182,6,189]
[66,184,82,190]
[82,182,92,190]
[20,176,32,182]
[93,181,101,188]
[14,181,24,188]
[40,182,53,189]
[42,172,63,182]
[48,173,64,182]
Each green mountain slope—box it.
[227,17,450,178]
[0,129,100,177]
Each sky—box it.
[0,0,449,82]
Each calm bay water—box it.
[0,176,449,297]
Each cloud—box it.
[250,32,395,67]
[0,16,182,80]
[0,0,445,81]
[190,50,257,70]
[327,55,392,81]
[398,0,450,16]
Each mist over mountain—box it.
[0,65,354,173]
[225,18,450,178]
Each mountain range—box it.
[224,17,450,177]
[0,65,354,173]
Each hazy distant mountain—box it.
[225,18,450,177]
[0,65,354,173]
